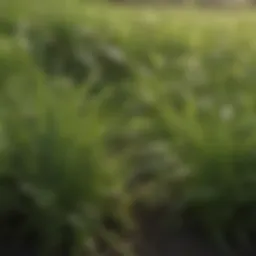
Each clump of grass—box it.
[131,72,256,252]
[0,81,129,256]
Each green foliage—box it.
[0,5,133,87]
[0,81,128,255]
[2,1,256,254]
[0,27,128,254]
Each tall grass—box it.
[1,1,256,255]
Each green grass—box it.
[1,2,256,255]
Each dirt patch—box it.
[1,206,256,256]
[134,206,256,256]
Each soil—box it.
[134,205,256,256]
[1,207,256,256]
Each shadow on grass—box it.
[134,205,256,256]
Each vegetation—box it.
[1,1,256,255]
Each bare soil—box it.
[134,206,256,256]
[1,207,256,256]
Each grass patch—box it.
[1,2,256,255]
